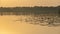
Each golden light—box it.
[0,0,60,7]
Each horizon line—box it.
[0,5,60,8]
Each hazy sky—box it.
[0,0,60,7]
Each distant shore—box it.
[0,6,59,16]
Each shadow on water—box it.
[15,14,60,27]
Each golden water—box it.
[0,15,60,34]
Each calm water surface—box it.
[0,15,60,34]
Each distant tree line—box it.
[0,6,60,16]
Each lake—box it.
[0,15,60,34]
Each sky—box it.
[0,0,60,7]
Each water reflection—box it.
[14,14,60,27]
